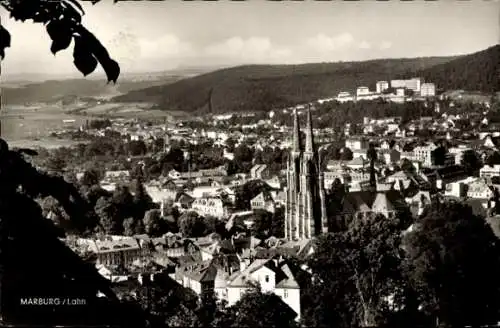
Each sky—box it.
[0,0,499,78]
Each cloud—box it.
[306,33,355,53]
[138,34,194,59]
[379,41,393,50]
[204,37,292,63]
[358,41,371,49]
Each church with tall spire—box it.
[284,106,328,241]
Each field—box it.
[1,105,87,141]
[7,138,88,149]
[0,103,189,148]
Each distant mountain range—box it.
[112,45,499,114]
[0,67,219,105]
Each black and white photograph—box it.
[0,0,499,327]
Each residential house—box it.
[276,239,316,260]
[226,258,301,321]
[386,171,430,196]
[483,135,500,150]
[480,165,500,178]
[420,165,468,190]
[181,166,228,180]
[378,149,401,165]
[191,197,229,218]
[225,211,255,233]
[405,191,432,217]
[190,186,221,198]
[410,143,438,167]
[347,169,373,191]
[345,137,370,151]
[96,264,129,283]
[265,176,282,189]
[175,260,219,297]
[103,170,131,183]
[250,164,271,180]
[324,170,350,187]
[87,237,142,267]
[444,177,476,198]
[346,157,370,170]
[175,192,195,209]
[168,169,182,180]
[448,145,473,165]
[467,179,494,200]
[352,148,368,160]
[145,181,178,204]
[380,140,392,149]
[326,160,344,171]
[251,191,276,213]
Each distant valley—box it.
[0,67,218,105]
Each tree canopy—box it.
[403,201,500,327]
[304,213,407,328]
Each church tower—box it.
[284,105,328,241]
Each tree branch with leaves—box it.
[0,0,120,82]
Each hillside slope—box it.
[0,76,184,105]
[113,45,499,113]
[112,56,458,113]
[402,44,499,93]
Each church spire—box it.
[304,105,315,154]
[292,108,301,153]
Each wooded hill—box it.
[112,45,499,113]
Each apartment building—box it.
[420,83,436,97]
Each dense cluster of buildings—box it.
[56,85,498,321]
[333,77,436,103]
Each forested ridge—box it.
[113,45,499,113]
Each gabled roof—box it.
[275,264,300,289]
[341,190,406,215]
[251,191,275,204]
[176,192,194,204]
[371,193,396,212]
[227,259,269,288]
[347,157,369,166]
[179,259,219,283]
[277,238,315,259]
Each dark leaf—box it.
[101,58,120,84]
[63,0,85,16]
[77,27,120,83]
[60,1,83,23]
[73,36,98,76]
[46,20,72,42]
[51,36,73,55]
[9,2,36,22]
[0,25,11,60]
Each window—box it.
[265,275,269,283]
[284,289,288,298]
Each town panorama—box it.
[0,0,499,327]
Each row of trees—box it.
[302,200,500,328]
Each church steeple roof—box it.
[292,108,301,153]
[304,105,315,154]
